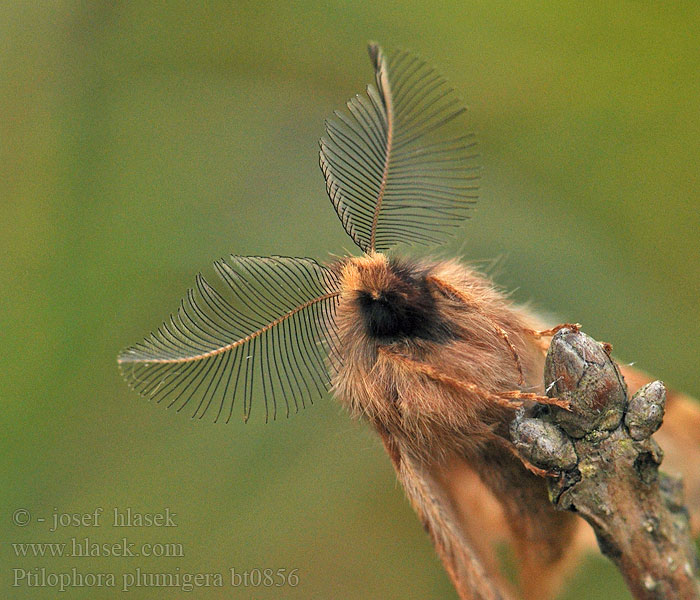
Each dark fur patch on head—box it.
[356,259,456,343]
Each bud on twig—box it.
[511,328,700,600]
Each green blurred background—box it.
[2,2,698,598]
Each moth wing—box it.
[320,43,479,253]
[381,427,587,600]
[387,442,516,600]
[378,428,519,598]
[118,256,341,423]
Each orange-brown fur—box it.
[333,254,545,454]
[330,252,700,600]
[331,253,581,599]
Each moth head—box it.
[339,254,449,343]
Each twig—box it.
[511,328,700,600]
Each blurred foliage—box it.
[2,2,698,598]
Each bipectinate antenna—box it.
[320,43,479,254]
[118,256,341,423]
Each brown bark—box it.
[511,328,700,600]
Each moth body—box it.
[332,252,545,464]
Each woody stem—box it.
[511,328,700,600]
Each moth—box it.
[119,44,700,600]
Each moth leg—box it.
[378,347,528,411]
[499,390,571,411]
[501,439,555,478]
[490,323,524,386]
[473,427,556,478]
[427,276,525,385]
[379,348,572,417]
[525,322,580,339]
